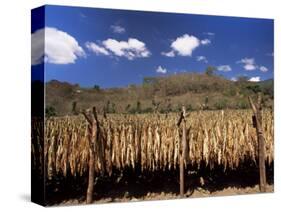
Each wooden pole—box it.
[248,93,267,192]
[182,107,187,160]
[178,106,189,197]
[82,107,99,204]
[181,107,187,197]
[86,149,95,203]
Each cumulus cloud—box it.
[162,34,212,57]
[102,38,150,60]
[156,66,167,74]
[85,42,110,55]
[259,66,268,72]
[217,65,232,72]
[110,25,126,34]
[85,38,150,60]
[31,27,85,65]
[196,56,208,63]
[170,34,200,56]
[248,76,261,82]
[201,39,211,45]
[238,58,270,73]
[31,28,44,65]
[237,58,257,71]
[162,34,200,57]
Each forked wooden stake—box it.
[177,106,189,197]
[82,107,99,204]
[248,93,267,192]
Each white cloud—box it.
[217,65,232,72]
[248,76,261,82]
[31,27,85,65]
[171,34,200,56]
[201,39,211,45]
[244,64,256,71]
[238,58,270,73]
[85,42,110,55]
[237,57,257,71]
[156,66,167,74]
[204,32,215,36]
[102,38,150,60]
[86,38,150,60]
[110,25,126,34]
[31,28,45,65]
[168,34,200,56]
[162,34,212,57]
[80,13,87,18]
[259,66,268,72]
[231,77,237,82]
[161,51,175,57]
[196,56,208,63]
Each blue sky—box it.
[31,5,274,88]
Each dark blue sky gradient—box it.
[32,5,274,88]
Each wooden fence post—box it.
[82,107,100,203]
[177,106,189,197]
[248,93,267,192]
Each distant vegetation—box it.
[45,106,57,118]
[45,68,273,116]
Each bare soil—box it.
[46,163,274,206]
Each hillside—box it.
[45,73,273,116]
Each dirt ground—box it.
[57,184,273,205]
[95,184,274,203]
[47,163,274,206]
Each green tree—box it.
[46,106,56,117]
[72,101,78,115]
[136,101,141,113]
[93,85,100,91]
[205,66,216,76]
[246,84,262,94]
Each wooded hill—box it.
[45,73,273,116]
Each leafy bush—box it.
[236,99,249,109]
[46,106,56,117]
[186,104,193,111]
[246,84,262,93]
[224,88,237,97]
[205,66,216,76]
[142,107,153,113]
[92,85,100,92]
[214,99,227,110]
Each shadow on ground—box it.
[45,160,274,205]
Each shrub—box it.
[186,104,193,111]
[214,99,227,110]
[246,84,261,93]
[236,99,249,109]
[142,107,153,113]
[46,106,56,117]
